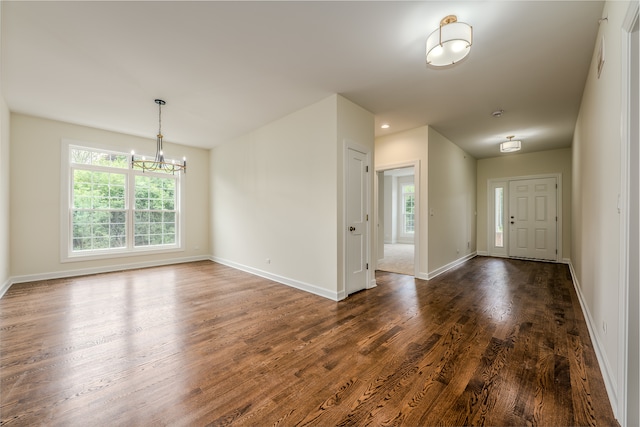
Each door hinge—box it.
[366,214,369,221]
[366,263,369,270]
[366,166,369,172]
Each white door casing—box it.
[619,4,640,425]
[508,177,558,261]
[346,146,369,295]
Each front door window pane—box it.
[495,187,504,247]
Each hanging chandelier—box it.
[131,99,186,174]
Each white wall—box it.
[9,114,210,280]
[571,0,631,420]
[476,148,572,258]
[210,94,373,300]
[427,128,476,275]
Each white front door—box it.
[508,177,557,261]
[346,147,368,295]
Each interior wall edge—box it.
[210,256,342,302]
[426,252,477,280]
[0,278,11,299]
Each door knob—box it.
[349,226,356,232]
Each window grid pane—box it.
[70,147,128,169]
[72,209,127,251]
[134,175,177,248]
[72,170,126,210]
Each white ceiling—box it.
[2,1,604,159]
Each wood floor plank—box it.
[0,258,619,426]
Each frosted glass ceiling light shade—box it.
[426,15,473,67]
[500,136,522,153]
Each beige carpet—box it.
[377,243,414,276]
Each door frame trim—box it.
[343,140,373,297]
[374,160,421,278]
[487,173,562,261]
[617,3,639,424]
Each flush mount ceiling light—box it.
[381,124,390,129]
[131,99,186,174]
[426,15,473,67]
[500,136,522,153]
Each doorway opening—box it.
[376,165,417,276]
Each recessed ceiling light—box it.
[491,109,504,118]
[381,124,390,129]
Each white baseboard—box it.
[3,256,210,298]
[567,260,618,416]
[427,252,477,280]
[476,250,490,256]
[210,256,341,301]
[0,277,11,299]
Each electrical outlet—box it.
[266,258,271,264]
[602,321,607,334]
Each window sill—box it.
[61,245,184,263]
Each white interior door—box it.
[346,147,368,295]
[508,177,557,261]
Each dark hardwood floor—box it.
[0,257,618,426]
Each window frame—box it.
[396,175,415,241]
[487,179,508,257]
[60,139,185,262]
[401,182,415,235]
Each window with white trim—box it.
[401,182,415,234]
[63,142,183,260]
[494,187,504,248]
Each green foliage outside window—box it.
[134,176,176,247]
[70,146,179,253]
